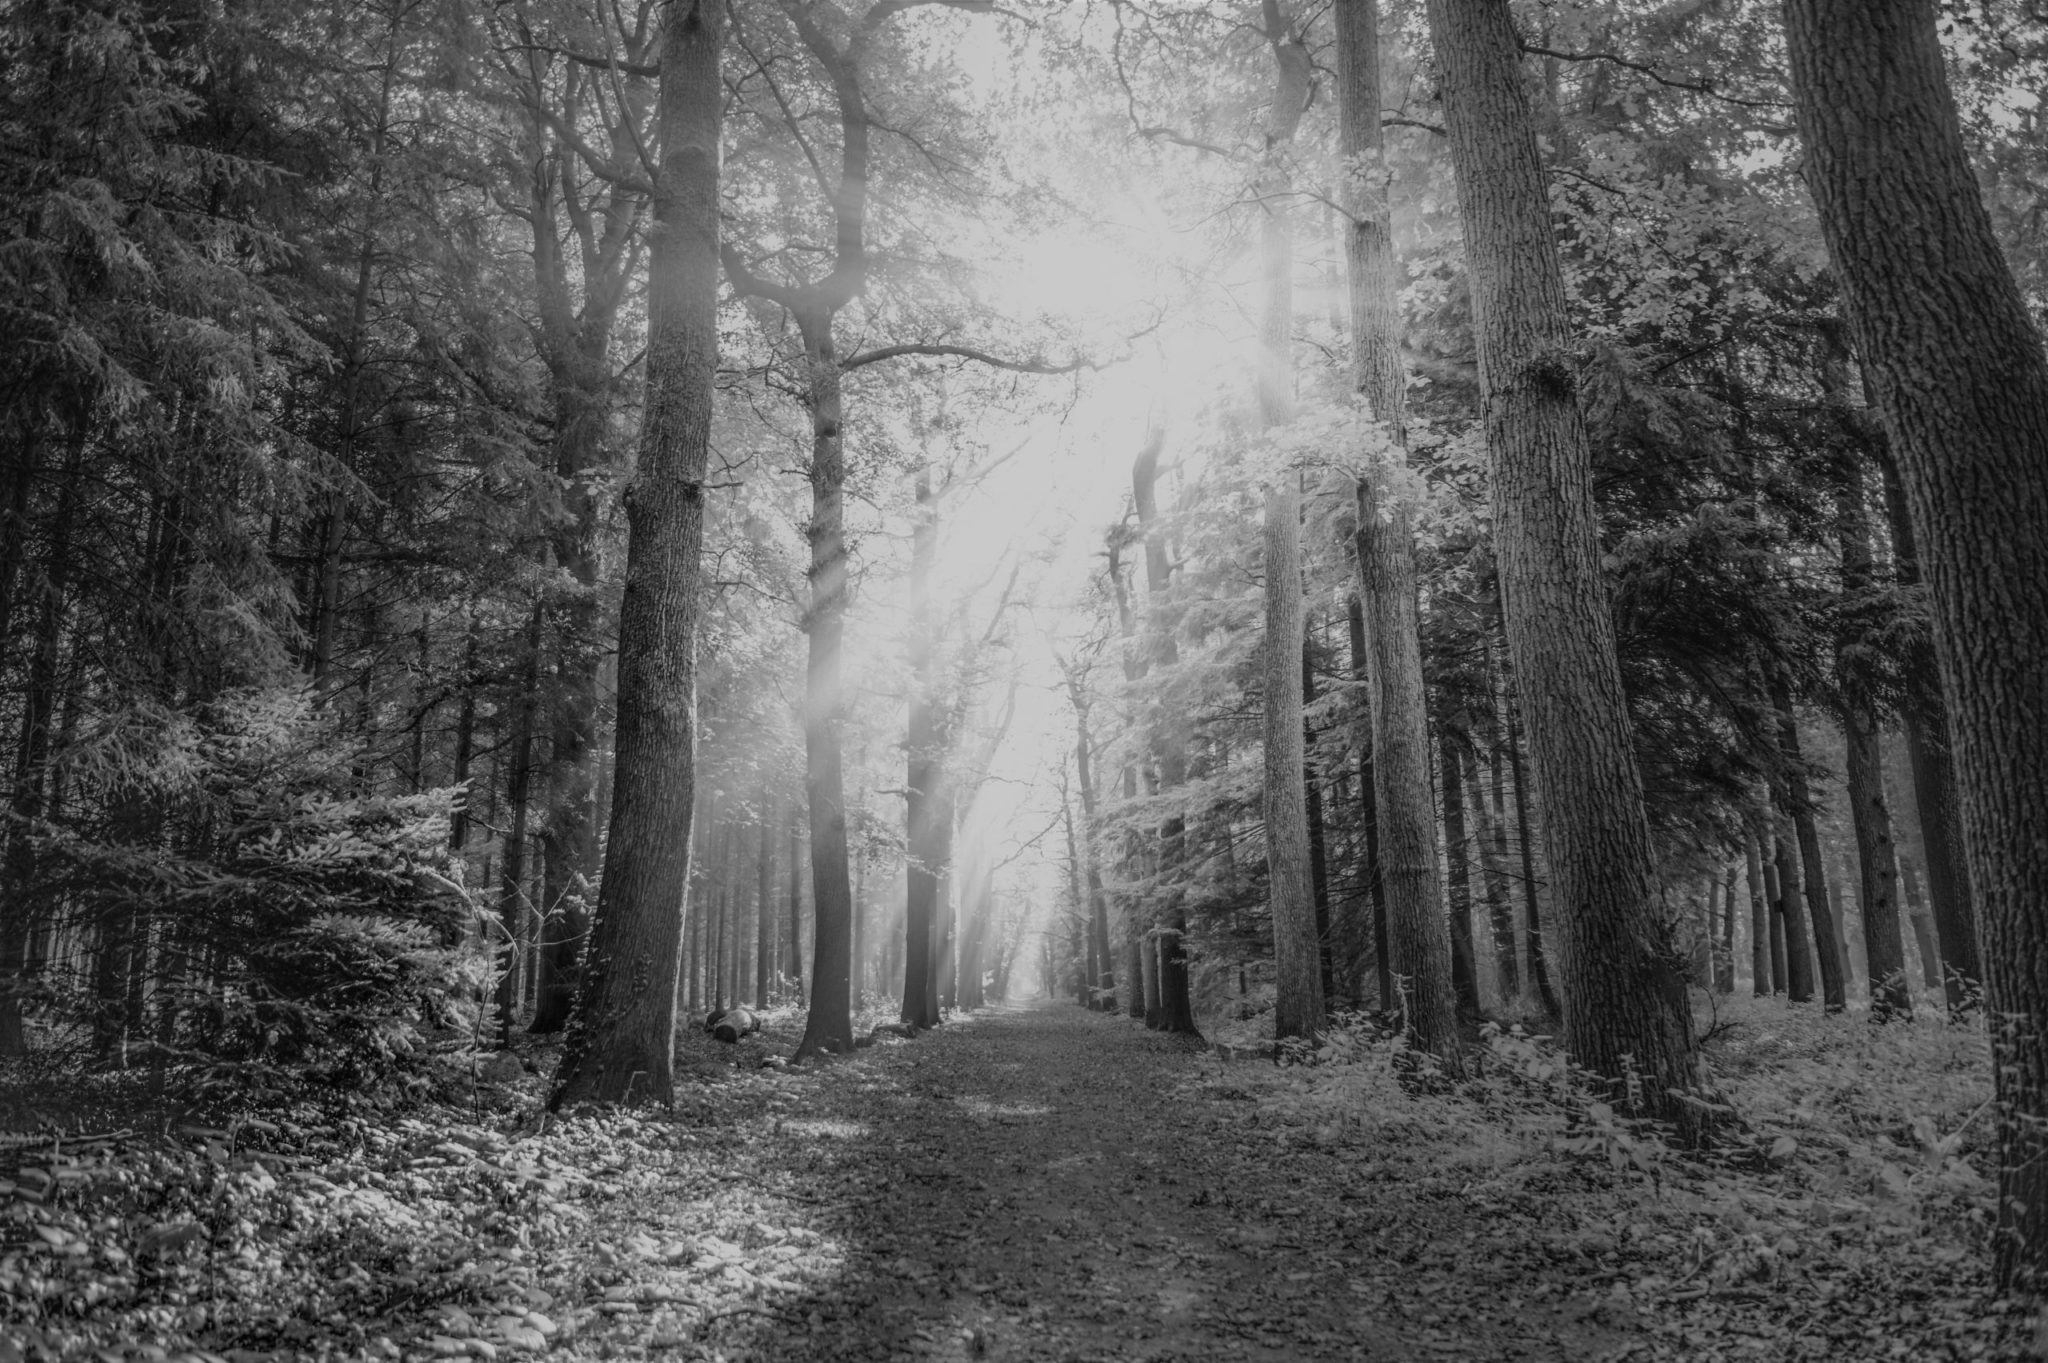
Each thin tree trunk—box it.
[902,466,943,1029]
[1770,822,1806,997]
[756,804,773,1009]
[1503,669,1559,1017]
[1256,0,1324,1043]
[1899,855,1945,990]
[1427,0,1704,1130]
[1771,677,1847,1009]
[1303,636,1336,1004]
[1335,0,1459,1063]
[497,603,543,1043]
[548,0,723,1109]
[1439,728,1480,1015]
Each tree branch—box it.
[1517,42,1793,111]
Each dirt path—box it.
[584,1001,1636,1363]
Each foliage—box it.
[19,688,488,1092]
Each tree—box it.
[1783,0,2048,1287]
[548,0,725,1110]
[1333,0,1461,1064]
[1254,0,1323,1043]
[1425,0,1706,1131]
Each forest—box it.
[2,0,2046,1357]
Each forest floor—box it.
[1,997,2033,1362]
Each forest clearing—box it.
[4,0,2048,1357]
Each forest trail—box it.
[588,1003,1646,1363]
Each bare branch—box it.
[1518,42,1793,111]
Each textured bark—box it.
[1463,745,1517,1005]
[1335,0,1458,1061]
[1785,0,2048,1283]
[1880,457,1980,1007]
[548,0,722,1110]
[1716,864,1739,995]
[1836,460,1910,1016]
[1427,0,1704,1129]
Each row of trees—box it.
[1,0,2043,1290]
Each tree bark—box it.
[1254,0,1323,1044]
[1427,0,1704,1130]
[1303,636,1337,1004]
[1785,0,2048,1283]
[548,0,723,1109]
[1835,457,1910,1017]
[1343,594,1394,1011]
[1880,455,1979,1008]
[1335,0,1460,1058]
[756,799,774,1009]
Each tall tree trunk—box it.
[1345,595,1393,1011]
[788,807,804,993]
[0,431,83,1058]
[1427,0,1704,1130]
[1770,677,1847,1009]
[1438,728,1481,1015]
[1835,457,1910,1016]
[1337,0,1463,1063]
[756,805,773,1009]
[1502,661,1560,1017]
[1879,457,1979,1008]
[902,466,944,1029]
[1716,863,1739,994]
[548,0,723,1109]
[1464,745,1517,1006]
[1131,434,1201,1036]
[1785,0,2048,1283]
[1899,855,1946,990]
[792,316,858,1057]
[1256,0,1323,1043]
[497,603,543,1042]
[1064,679,1117,1012]
[1744,826,1770,997]
[1303,636,1336,1004]
[1769,821,1806,996]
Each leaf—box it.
[1768,1135,1798,1160]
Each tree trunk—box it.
[1438,728,1480,1015]
[1503,667,1560,1017]
[1899,855,1946,990]
[1334,0,1458,1061]
[1770,678,1847,1009]
[1835,457,1910,1016]
[1427,0,1704,1130]
[1769,822,1806,997]
[902,466,943,1029]
[547,0,723,1109]
[1744,827,1770,997]
[1463,744,1517,1006]
[756,802,773,1008]
[792,315,858,1058]
[1255,0,1323,1044]
[1131,436,1200,1036]
[1785,0,2048,1282]
[788,806,804,993]
[1343,594,1389,1010]
[1303,636,1337,1004]
[497,603,543,1042]
[1880,456,1979,1008]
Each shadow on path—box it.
[669,1001,1629,1363]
